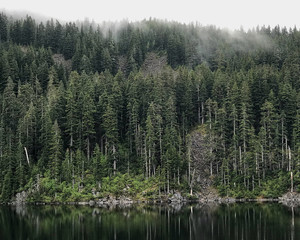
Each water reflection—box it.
[0,203,299,240]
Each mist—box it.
[0,8,60,24]
[0,10,281,70]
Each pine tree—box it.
[0,13,8,42]
[38,109,53,172]
[80,55,92,74]
[16,101,35,181]
[53,20,63,52]
[102,48,112,72]
[92,144,107,188]
[278,81,297,139]
[145,110,155,178]
[72,40,83,71]
[22,15,35,45]
[49,120,63,181]
[46,67,61,120]
[36,22,46,47]
[260,100,278,170]
[292,110,300,179]
[1,167,12,202]
[80,72,96,162]
[65,71,80,167]
[61,149,72,183]
[10,20,22,44]
[163,126,181,187]
[102,102,118,175]
[15,135,28,189]
[0,51,10,92]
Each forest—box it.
[0,13,299,202]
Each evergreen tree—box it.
[80,72,96,161]
[1,167,12,202]
[22,15,35,45]
[0,52,10,92]
[38,109,52,172]
[92,144,107,187]
[102,102,118,174]
[0,13,8,42]
[278,81,297,139]
[49,120,63,181]
[65,71,80,152]
[0,14,299,200]
[61,149,71,183]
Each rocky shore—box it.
[7,190,300,206]
[279,192,300,206]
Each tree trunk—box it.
[188,145,191,184]
[281,119,284,169]
[72,166,75,189]
[291,171,294,193]
[167,170,170,194]
[201,102,204,124]
[148,148,151,177]
[256,153,261,187]
[113,144,116,175]
[261,145,265,180]
[189,169,195,196]
[288,146,292,172]
[285,136,288,171]
[144,130,147,178]
[197,85,201,124]
[87,137,90,162]
[24,147,30,166]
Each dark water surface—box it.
[0,202,299,240]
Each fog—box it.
[0,8,278,66]
[1,0,299,31]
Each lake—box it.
[0,202,299,240]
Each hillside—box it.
[0,13,299,202]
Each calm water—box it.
[0,203,299,240]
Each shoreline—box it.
[2,191,299,206]
[1,196,297,206]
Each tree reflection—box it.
[0,203,299,240]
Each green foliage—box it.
[0,13,299,202]
[1,169,12,203]
[217,171,290,199]
[260,172,289,198]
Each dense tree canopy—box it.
[0,13,299,202]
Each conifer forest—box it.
[0,13,299,202]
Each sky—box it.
[1,0,299,30]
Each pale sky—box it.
[1,0,299,30]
